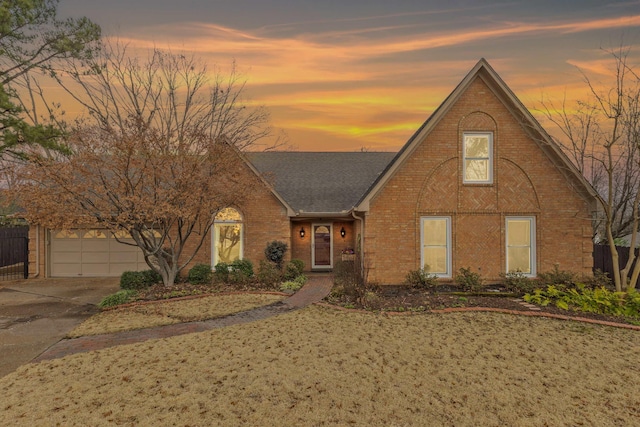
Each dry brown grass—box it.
[68,293,284,337]
[2,305,639,426]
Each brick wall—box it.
[291,221,356,271]
[365,77,593,284]
[186,163,291,274]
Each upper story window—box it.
[463,132,493,184]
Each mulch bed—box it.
[326,284,640,326]
[131,281,638,327]
[133,281,281,302]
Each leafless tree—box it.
[12,43,274,286]
[541,45,640,291]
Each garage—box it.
[50,229,148,277]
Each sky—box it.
[57,0,640,151]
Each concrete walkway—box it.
[33,275,334,363]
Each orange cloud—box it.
[90,10,640,151]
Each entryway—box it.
[312,224,332,269]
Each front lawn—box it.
[1,305,638,426]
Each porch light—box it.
[340,227,346,238]
[299,227,305,238]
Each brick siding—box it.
[365,77,593,284]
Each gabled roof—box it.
[355,58,599,211]
[246,152,395,215]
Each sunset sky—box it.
[57,0,640,151]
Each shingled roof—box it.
[246,152,396,215]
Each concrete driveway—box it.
[0,278,119,378]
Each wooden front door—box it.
[312,224,332,269]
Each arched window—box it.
[212,207,243,265]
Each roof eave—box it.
[233,147,296,216]
[291,210,354,219]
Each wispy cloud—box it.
[103,9,640,150]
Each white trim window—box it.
[506,217,536,276]
[463,132,493,183]
[421,217,451,277]
[212,208,243,266]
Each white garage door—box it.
[50,229,148,277]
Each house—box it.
[27,59,598,284]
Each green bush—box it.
[120,270,159,290]
[188,263,213,285]
[280,275,307,292]
[455,267,483,292]
[501,270,537,295]
[284,259,305,280]
[405,268,438,289]
[524,285,640,319]
[538,264,575,287]
[257,260,282,289]
[213,262,229,283]
[231,259,253,279]
[580,269,613,290]
[99,289,137,308]
[142,269,162,285]
[264,240,288,269]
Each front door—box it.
[312,224,332,269]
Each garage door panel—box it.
[51,240,82,252]
[51,263,82,277]
[110,251,141,263]
[82,240,110,252]
[81,263,110,276]
[51,229,147,277]
[109,239,139,251]
[82,252,110,263]
[51,252,81,263]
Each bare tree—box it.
[542,46,640,291]
[12,44,272,286]
[55,41,274,150]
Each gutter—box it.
[32,225,40,278]
[292,211,353,219]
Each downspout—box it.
[352,210,365,272]
[33,225,40,278]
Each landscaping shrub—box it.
[231,259,253,279]
[120,270,159,290]
[264,240,288,269]
[213,262,230,283]
[404,268,438,289]
[524,285,640,319]
[188,263,213,285]
[333,259,374,306]
[284,259,305,280]
[257,260,282,289]
[538,264,575,288]
[142,269,162,285]
[99,289,137,308]
[280,275,307,292]
[580,269,613,290]
[501,270,537,295]
[455,267,483,292]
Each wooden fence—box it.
[593,244,639,278]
